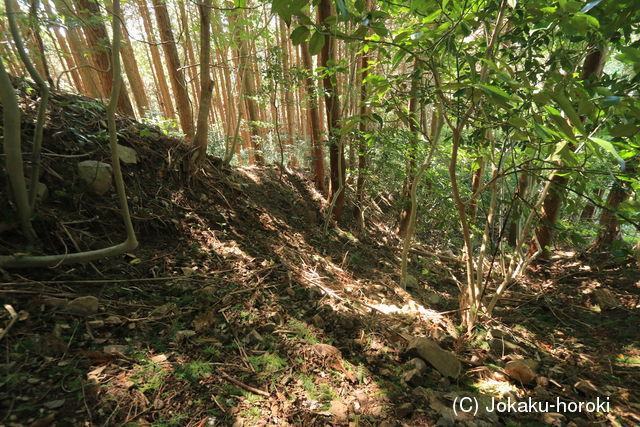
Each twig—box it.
[219,371,269,396]
[0,304,19,342]
[0,272,232,286]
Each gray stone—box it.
[405,337,462,378]
[396,402,414,418]
[35,182,48,203]
[78,160,112,195]
[65,296,99,316]
[117,144,138,164]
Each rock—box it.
[105,315,124,325]
[504,359,538,384]
[35,182,48,203]
[175,330,196,342]
[43,399,65,409]
[541,412,565,426]
[402,368,426,387]
[395,402,414,418]
[245,329,264,344]
[311,313,326,328]
[436,416,455,427]
[426,292,445,305]
[574,379,599,395]
[87,320,104,328]
[408,357,428,374]
[116,144,138,164]
[401,275,418,289]
[77,160,112,195]
[405,337,461,378]
[489,338,522,357]
[329,400,349,423]
[104,344,128,353]
[593,288,618,310]
[402,357,429,387]
[65,296,99,316]
[42,297,67,309]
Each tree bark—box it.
[398,65,420,236]
[151,0,194,138]
[74,0,135,115]
[530,47,607,258]
[138,0,175,119]
[192,0,214,165]
[300,41,325,193]
[592,161,636,249]
[318,0,344,219]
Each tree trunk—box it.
[398,65,420,236]
[74,0,135,115]
[507,167,531,247]
[354,38,370,224]
[151,0,194,138]
[530,47,607,258]
[300,42,325,193]
[580,188,604,221]
[592,161,636,249]
[318,0,344,220]
[192,0,214,165]
[138,0,175,120]
[118,7,149,117]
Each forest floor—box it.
[1,81,639,426]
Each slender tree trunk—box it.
[354,39,370,224]
[178,0,200,108]
[151,0,194,138]
[507,167,531,247]
[592,161,636,249]
[398,64,420,236]
[43,0,84,92]
[318,0,344,220]
[28,0,55,86]
[580,188,604,220]
[74,0,135,115]
[530,47,607,258]
[228,10,262,163]
[192,0,214,165]
[300,42,325,193]
[138,0,175,119]
[117,5,149,117]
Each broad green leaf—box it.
[290,26,310,45]
[610,123,639,137]
[553,92,584,133]
[508,117,528,128]
[590,137,624,163]
[477,84,512,101]
[603,95,622,107]
[308,31,325,56]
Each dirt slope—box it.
[1,80,639,426]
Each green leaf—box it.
[271,0,308,25]
[553,91,584,134]
[610,123,639,137]
[336,0,349,20]
[290,26,310,45]
[602,96,622,107]
[477,84,513,102]
[508,117,528,128]
[590,137,624,163]
[308,31,325,56]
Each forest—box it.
[0,0,639,425]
